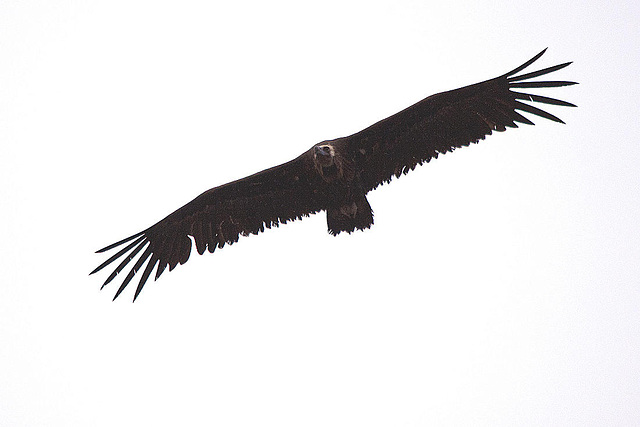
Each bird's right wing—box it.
[90,149,327,301]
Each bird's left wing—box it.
[340,49,577,192]
[91,150,326,301]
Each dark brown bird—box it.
[91,49,577,301]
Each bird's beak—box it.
[314,146,329,157]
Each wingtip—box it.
[112,286,125,301]
[504,49,548,78]
[95,231,146,253]
[95,244,116,254]
[554,81,579,88]
[111,285,129,302]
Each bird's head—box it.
[313,144,335,167]
[313,141,352,182]
[313,143,342,181]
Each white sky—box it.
[1,0,639,426]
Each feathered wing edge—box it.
[500,48,578,124]
[90,229,168,302]
[90,231,148,300]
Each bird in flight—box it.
[91,49,577,301]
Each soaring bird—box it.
[91,49,576,301]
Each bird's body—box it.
[91,49,577,301]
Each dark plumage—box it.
[91,49,577,301]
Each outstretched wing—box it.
[90,149,326,301]
[341,49,577,192]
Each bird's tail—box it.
[327,195,374,236]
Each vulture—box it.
[91,49,577,301]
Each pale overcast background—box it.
[1,1,639,426]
